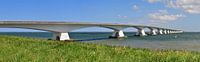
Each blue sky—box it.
[0,0,199,32]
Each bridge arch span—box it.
[121,26,161,36]
[62,26,129,39]
[0,27,58,33]
[67,26,124,32]
[0,21,183,41]
[0,25,129,40]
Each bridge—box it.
[0,21,183,41]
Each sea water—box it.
[1,32,200,51]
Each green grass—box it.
[1,36,200,62]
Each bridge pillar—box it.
[110,30,126,38]
[179,31,184,33]
[174,31,176,33]
[136,28,147,36]
[149,28,157,35]
[175,31,183,33]
[174,31,178,33]
[158,29,163,35]
[167,30,170,34]
[163,30,167,34]
[172,31,175,33]
[169,30,172,34]
[52,32,70,41]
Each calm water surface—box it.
[1,32,200,51]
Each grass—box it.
[1,35,200,62]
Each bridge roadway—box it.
[0,21,183,41]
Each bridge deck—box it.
[0,21,180,30]
[0,21,152,26]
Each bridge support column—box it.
[158,29,163,35]
[169,31,172,34]
[176,31,183,33]
[167,30,170,34]
[163,30,167,34]
[110,30,126,38]
[136,28,147,36]
[149,28,157,35]
[52,32,70,41]
[171,31,175,33]
[180,31,184,33]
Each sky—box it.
[0,0,199,32]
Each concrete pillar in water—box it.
[136,28,147,36]
[52,32,70,41]
[149,28,157,35]
[110,30,126,38]
[179,31,184,33]
[158,29,163,35]
[163,30,167,34]
[172,31,175,33]
[167,30,170,34]
[169,30,173,34]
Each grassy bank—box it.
[0,36,200,62]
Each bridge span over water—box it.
[0,21,183,41]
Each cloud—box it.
[149,10,185,22]
[167,0,200,14]
[146,0,200,14]
[132,5,139,10]
[147,0,162,3]
[117,15,128,18]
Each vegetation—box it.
[1,35,200,62]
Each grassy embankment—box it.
[1,35,200,62]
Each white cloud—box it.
[146,0,200,14]
[133,5,139,10]
[167,0,200,14]
[117,15,128,18]
[147,0,162,3]
[149,10,185,22]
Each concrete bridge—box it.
[0,21,183,41]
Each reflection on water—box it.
[1,32,200,51]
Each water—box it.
[1,32,200,51]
